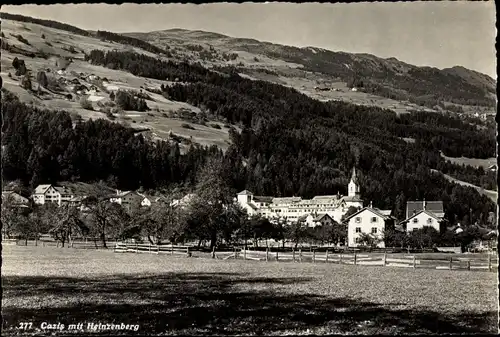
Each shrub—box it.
[181,123,195,130]
[161,113,168,118]
[12,57,20,69]
[41,33,45,39]
[45,41,52,47]
[36,71,48,88]
[15,34,30,45]
[211,123,221,129]
[106,111,115,120]
[21,75,32,90]
[79,97,93,110]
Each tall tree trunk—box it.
[101,232,107,249]
[209,231,217,250]
[197,239,202,248]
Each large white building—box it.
[237,168,364,223]
[343,206,395,248]
[32,184,74,206]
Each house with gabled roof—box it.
[2,191,30,208]
[401,200,446,233]
[109,190,143,212]
[32,184,74,206]
[342,205,396,248]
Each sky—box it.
[1,2,496,77]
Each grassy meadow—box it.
[2,245,498,336]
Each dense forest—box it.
[1,90,221,191]
[95,30,172,57]
[0,12,91,37]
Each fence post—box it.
[135,243,138,253]
[276,249,279,262]
[157,244,159,255]
[488,254,492,272]
[313,249,316,263]
[212,246,216,259]
[149,243,151,254]
[292,249,296,262]
[171,243,174,255]
[467,260,471,271]
[266,248,269,262]
[244,247,247,260]
[413,256,416,269]
[326,250,329,263]
[340,253,343,264]
[186,246,190,257]
[383,252,387,266]
[354,252,357,265]
[299,249,302,263]
[449,257,453,270]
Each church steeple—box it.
[348,167,360,198]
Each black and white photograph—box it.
[1,1,498,335]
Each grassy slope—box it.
[2,245,497,335]
[129,29,496,116]
[430,169,497,202]
[1,19,234,151]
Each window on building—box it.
[371,227,377,234]
[427,218,433,224]
[355,237,360,243]
[412,218,419,224]
[371,217,377,223]
[355,227,361,233]
[355,217,361,223]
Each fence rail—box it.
[113,242,191,257]
[211,248,498,272]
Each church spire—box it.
[350,166,358,183]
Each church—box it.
[236,168,363,223]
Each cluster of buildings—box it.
[3,167,494,249]
[3,184,193,213]
[237,168,448,248]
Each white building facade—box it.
[32,184,74,206]
[237,168,364,223]
[343,207,395,248]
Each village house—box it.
[299,213,337,228]
[2,190,30,208]
[170,193,196,209]
[68,195,90,212]
[109,190,143,212]
[399,200,446,232]
[342,204,395,248]
[32,184,74,206]
[237,168,364,223]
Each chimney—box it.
[370,201,373,208]
[423,198,426,210]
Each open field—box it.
[2,245,498,335]
[440,152,497,169]
[430,169,498,202]
[1,18,234,151]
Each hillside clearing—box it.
[2,245,497,335]
[431,169,497,202]
[440,152,497,169]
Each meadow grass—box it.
[2,245,498,336]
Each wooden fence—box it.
[212,248,498,272]
[113,242,191,257]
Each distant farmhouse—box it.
[32,184,74,206]
[1,190,30,208]
[400,200,446,232]
[237,168,364,223]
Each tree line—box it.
[1,12,90,37]
[95,30,172,57]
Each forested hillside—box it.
[2,46,496,227]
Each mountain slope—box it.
[128,28,496,109]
